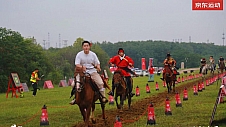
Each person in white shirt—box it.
[70,41,108,105]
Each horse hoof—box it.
[91,118,96,124]
[88,123,93,127]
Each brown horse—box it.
[219,61,225,73]
[113,70,132,112]
[163,65,175,93]
[74,67,106,127]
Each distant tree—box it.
[0,27,53,92]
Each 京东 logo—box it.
[192,0,223,10]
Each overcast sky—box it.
[1,0,225,48]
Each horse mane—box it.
[114,69,122,75]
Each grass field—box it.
[0,72,226,127]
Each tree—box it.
[0,27,53,92]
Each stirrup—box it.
[69,99,76,105]
[130,93,135,97]
[108,91,114,96]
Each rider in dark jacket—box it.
[218,56,225,69]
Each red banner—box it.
[192,0,223,10]
[142,58,146,70]
[149,58,154,67]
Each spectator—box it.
[148,65,154,82]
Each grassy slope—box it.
[0,72,225,127]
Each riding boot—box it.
[100,88,108,103]
[70,86,76,98]
[69,90,77,105]
[174,75,177,81]
[69,97,77,105]
[108,79,115,96]
[160,73,165,81]
[126,76,135,97]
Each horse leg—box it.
[166,82,170,93]
[115,95,120,109]
[172,81,175,93]
[79,106,86,122]
[128,94,131,110]
[84,106,92,127]
[119,95,124,112]
[101,102,106,120]
[90,103,96,124]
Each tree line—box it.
[97,40,226,69]
[1,27,225,93]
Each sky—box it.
[0,0,226,48]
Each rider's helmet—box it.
[166,53,171,57]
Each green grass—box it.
[0,72,225,127]
[125,77,226,127]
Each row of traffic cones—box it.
[114,95,183,126]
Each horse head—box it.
[74,67,91,92]
[113,70,124,88]
[164,64,173,77]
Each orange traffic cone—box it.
[175,92,182,107]
[147,102,156,125]
[155,82,159,91]
[183,87,188,101]
[163,81,166,87]
[165,97,172,115]
[177,77,181,83]
[219,89,225,103]
[109,95,114,105]
[198,82,202,92]
[201,81,205,90]
[40,105,49,126]
[206,79,209,86]
[114,116,122,127]
[193,84,198,95]
[146,84,150,93]
[136,86,140,96]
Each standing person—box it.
[108,48,138,97]
[148,65,155,82]
[30,68,40,96]
[69,41,108,105]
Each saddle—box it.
[74,67,112,98]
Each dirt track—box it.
[74,74,214,127]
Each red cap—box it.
[118,48,124,54]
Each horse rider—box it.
[218,56,225,68]
[108,48,138,97]
[69,41,108,105]
[199,58,207,74]
[209,56,215,70]
[160,53,178,81]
